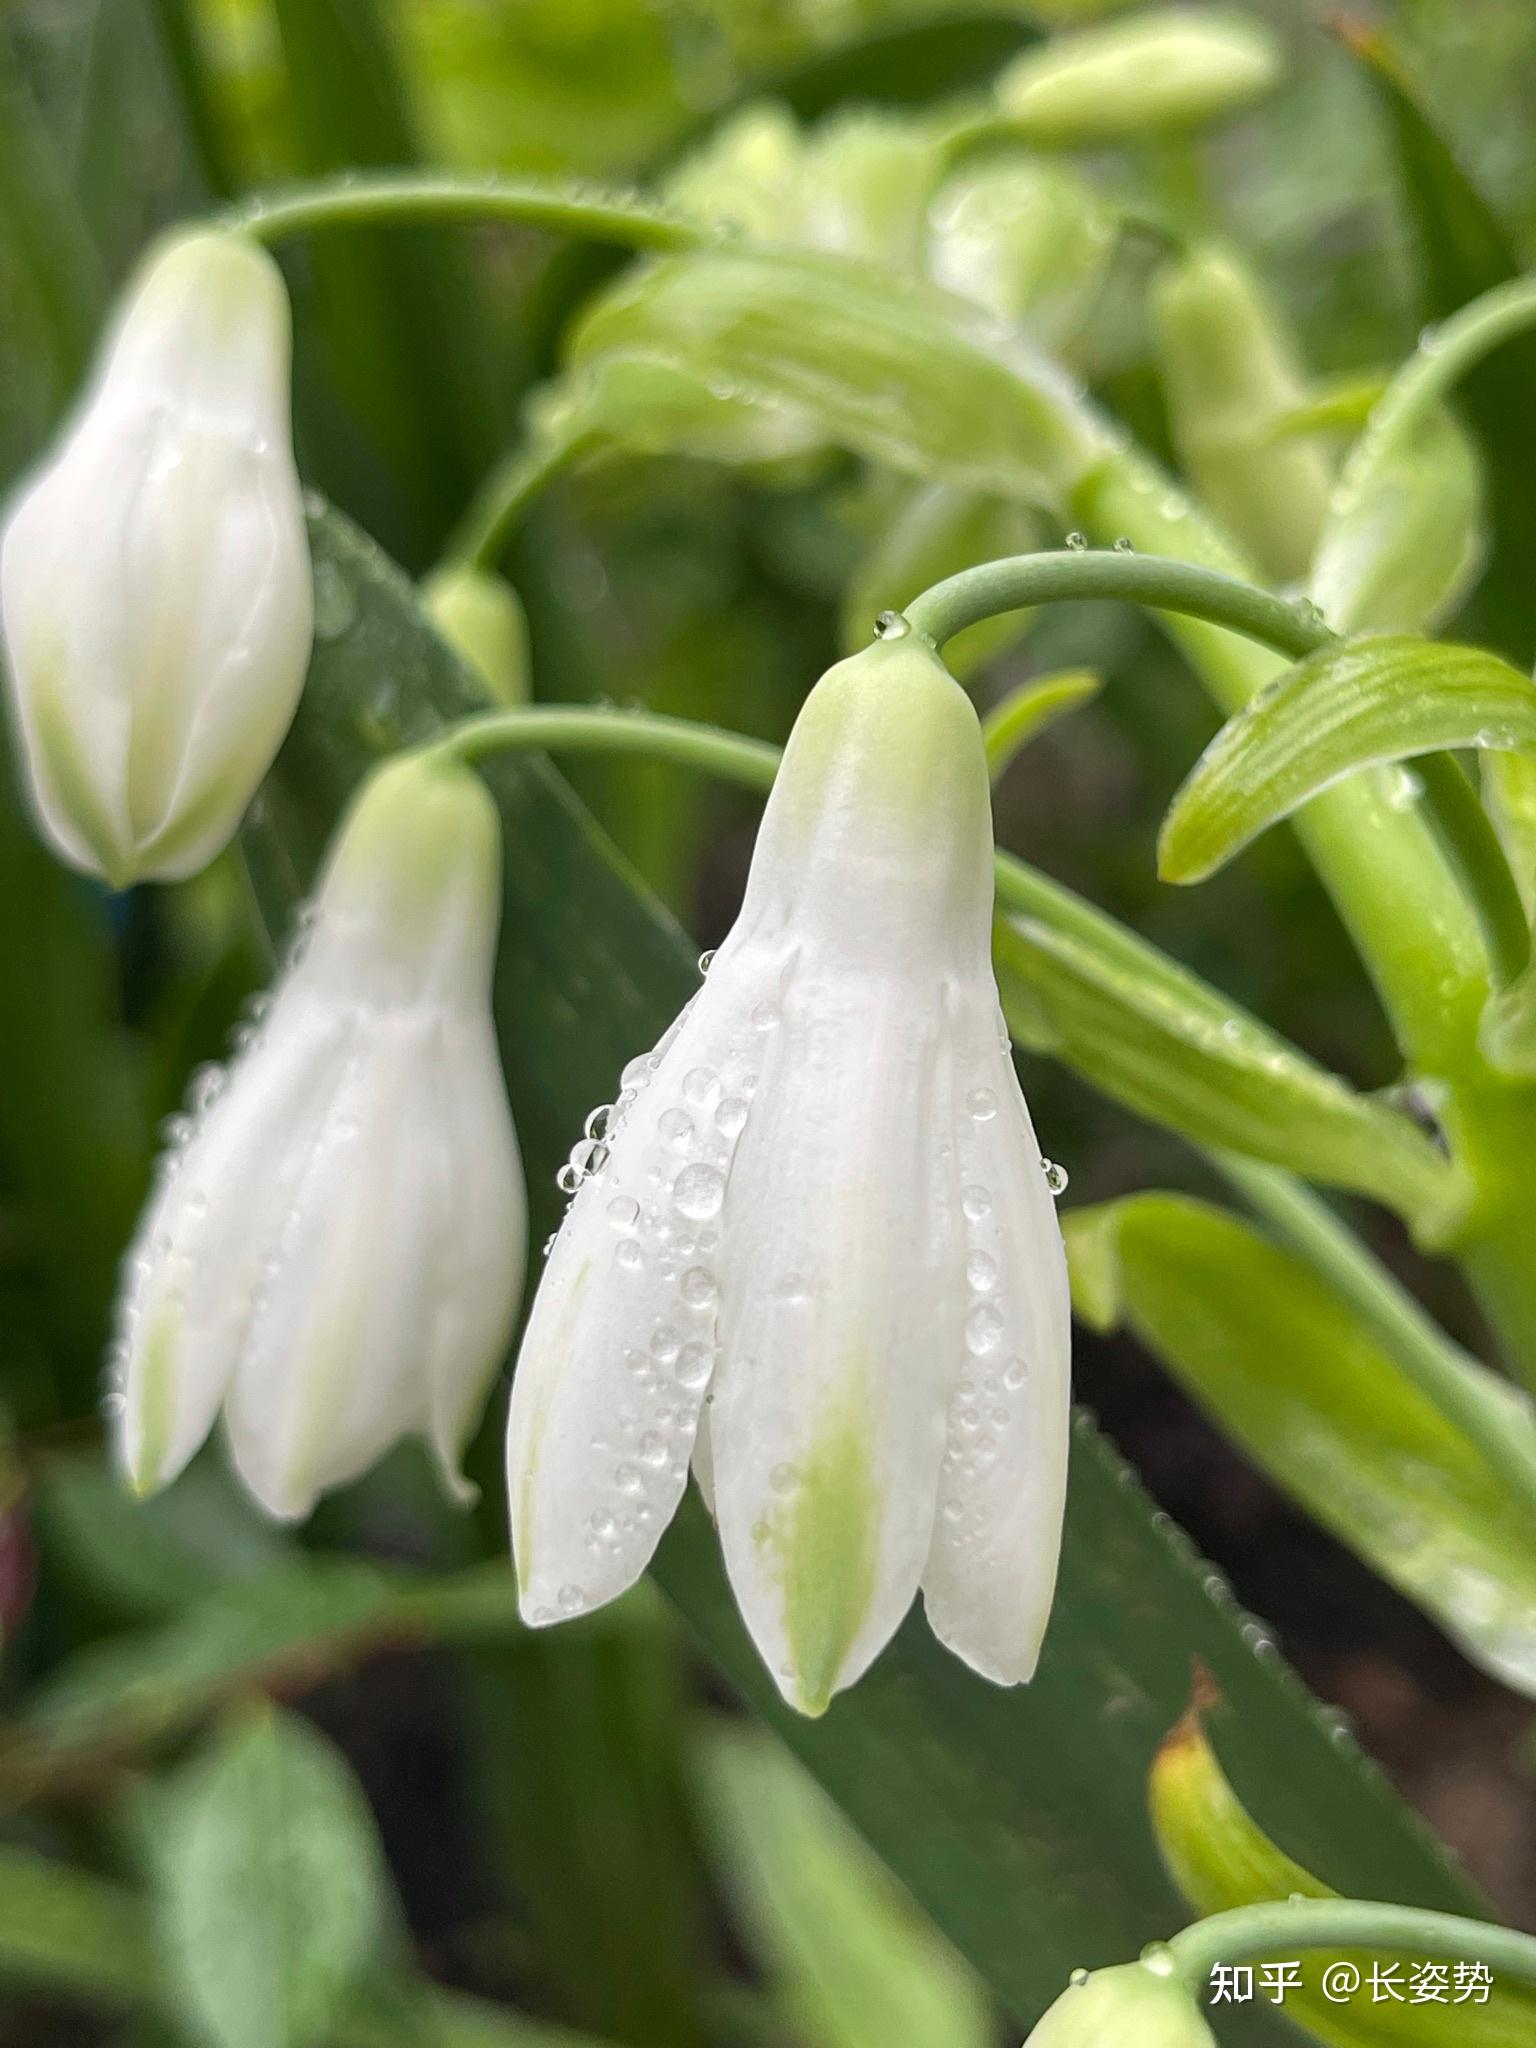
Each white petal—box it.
[921,1002,1070,1684]
[221,1017,448,1518]
[505,949,781,1624]
[708,961,962,1715]
[115,999,352,1493]
[422,1015,526,1492]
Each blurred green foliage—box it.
[5,4,1536,2046]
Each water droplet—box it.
[751,1000,779,1032]
[773,1271,808,1303]
[966,1087,997,1122]
[1139,1942,1176,1978]
[558,1584,586,1616]
[607,1195,640,1233]
[620,1054,652,1092]
[616,1462,644,1494]
[542,1232,558,1257]
[874,609,911,640]
[658,1107,694,1148]
[616,1240,644,1272]
[1069,1968,1089,1989]
[556,1163,583,1195]
[674,1163,726,1220]
[966,1304,1004,1355]
[1065,531,1088,551]
[682,1066,717,1104]
[311,559,357,640]
[639,1432,669,1468]
[770,1462,799,1494]
[1113,536,1135,553]
[716,1096,749,1136]
[962,1183,992,1221]
[1003,1356,1029,1391]
[1043,1158,1069,1196]
[697,948,716,974]
[675,1341,712,1388]
[651,1326,681,1364]
[966,1251,997,1292]
[569,1136,609,1178]
[680,1266,715,1307]
[584,1103,612,1141]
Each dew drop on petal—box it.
[769,1462,799,1494]
[966,1087,998,1122]
[1042,1158,1070,1196]
[1065,531,1088,551]
[651,1326,681,1364]
[966,1252,997,1292]
[658,1107,694,1148]
[616,1240,644,1272]
[607,1195,640,1233]
[962,1183,992,1221]
[751,1001,779,1032]
[715,1096,749,1136]
[674,1163,726,1220]
[639,1432,669,1468]
[874,609,910,640]
[674,1341,712,1389]
[558,1584,586,1616]
[680,1266,715,1307]
[682,1066,717,1104]
[698,948,717,974]
[1003,1356,1029,1391]
[966,1304,1005,1356]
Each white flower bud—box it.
[114,751,526,1520]
[1,227,312,886]
[507,633,1070,1713]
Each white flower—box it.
[507,632,1070,1713]
[1,227,311,887]
[114,752,525,1519]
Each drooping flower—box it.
[0,227,311,887]
[114,751,525,1519]
[507,630,1070,1713]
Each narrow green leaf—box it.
[269,0,508,562]
[990,900,1459,1237]
[1343,23,1536,661]
[1066,1194,1536,1696]
[250,502,1491,2033]
[1159,636,1536,885]
[151,1706,389,2048]
[0,1844,155,2005]
[1309,406,1485,636]
[564,246,1102,510]
[982,670,1101,780]
[1150,1687,1536,2045]
[700,1721,993,2048]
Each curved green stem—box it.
[905,548,1331,663]
[1169,1898,1536,1992]
[908,548,1530,991]
[1213,1153,1536,1506]
[438,703,780,792]
[230,171,715,255]
[446,422,601,572]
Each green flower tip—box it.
[1026,1959,1214,2047]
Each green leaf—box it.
[0,1841,613,2048]
[564,245,1101,510]
[1343,24,1536,662]
[1159,635,1536,885]
[1065,1194,1536,1696]
[982,670,1101,780]
[700,1721,993,2048]
[990,898,1459,1237]
[152,1706,389,2048]
[1309,406,1485,636]
[250,501,1492,2034]
[1150,1684,1536,2045]
[269,0,509,563]
[0,1844,155,2006]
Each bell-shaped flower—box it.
[1,227,311,887]
[507,630,1070,1713]
[114,751,525,1519]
